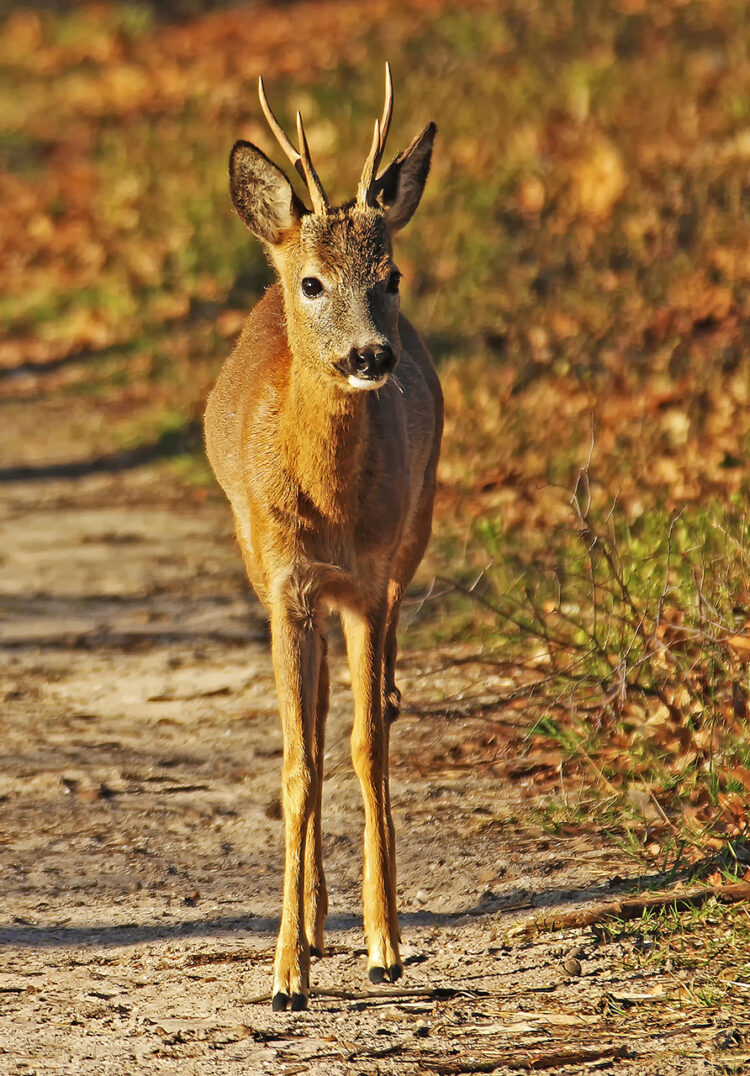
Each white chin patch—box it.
[347,373,388,390]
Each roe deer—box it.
[204,64,442,1011]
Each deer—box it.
[203,64,443,1011]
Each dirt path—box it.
[0,464,738,1074]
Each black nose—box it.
[348,344,395,380]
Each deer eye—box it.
[301,277,324,298]
[386,270,401,294]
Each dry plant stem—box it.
[435,574,575,653]
[508,881,750,938]
[430,1043,633,1074]
[572,468,639,622]
[573,742,620,797]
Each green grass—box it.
[604,898,750,1009]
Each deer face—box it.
[281,207,401,389]
[229,66,435,391]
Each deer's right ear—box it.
[229,141,304,245]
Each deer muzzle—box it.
[338,344,396,389]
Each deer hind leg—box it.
[379,492,438,922]
[383,579,404,724]
[305,632,329,956]
[342,606,402,984]
[269,599,323,1012]
[382,488,437,726]
[381,580,404,912]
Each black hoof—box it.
[290,993,308,1011]
[309,946,323,958]
[272,992,289,1012]
[369,964,403,984]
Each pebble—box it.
[562,955,582,977]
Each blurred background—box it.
[3,0,750,864]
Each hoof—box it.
[369,964,403,984]
[309,946,323,958]
[272,991,308,1012]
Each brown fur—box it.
[204,98,442,1010]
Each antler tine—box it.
[357,117,381,205]
[358,61,395,206]
[257,76,328,213]
[258,76,303,179]
[295,110,328,215]
[378,61,394,168]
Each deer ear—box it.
[376,123,436,232]
[229,140,304,245]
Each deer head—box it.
[229,64,436,390]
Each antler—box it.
[258,76,328,215]
[357,61,394,206]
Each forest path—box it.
[0,462,720,1073]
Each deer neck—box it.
[280,355,369,523]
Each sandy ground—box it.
[0,451,744,1074]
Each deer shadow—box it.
[0,871,657,952]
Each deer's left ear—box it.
[376,123,436,232]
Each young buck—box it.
[204,65,442,1011]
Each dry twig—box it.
[507,881,750,939]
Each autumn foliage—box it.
[2,0,750,868]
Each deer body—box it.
[204,68,442,1010]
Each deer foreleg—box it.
[343,607,402,984]
[270,603,322,1011]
